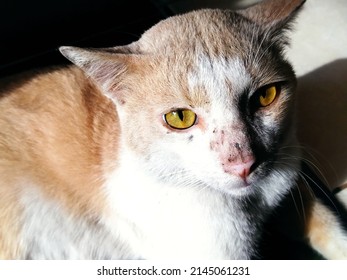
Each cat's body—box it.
[0,0,346,259]
[0,66,271,259]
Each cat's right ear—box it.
[237,0,305,48]
[238,0,306,27]
[59,46,139,100]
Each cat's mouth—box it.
[220,181,254,197]
[212,173,255,196]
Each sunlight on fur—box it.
[0,0,346,259]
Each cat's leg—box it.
[305,198,347,259]
[334,184,347,210]
[294,164,347,259]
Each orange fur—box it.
[0,185,23,258]
[270,178,347,259]
[305,201,347,259]
[292,181,347,259]
[2,0,345,260]
[0,66,120,257]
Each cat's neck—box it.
[101,147,264,259]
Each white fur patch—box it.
[103,147,260,259]
[188,55,251,108]
[19,183,131,259]
[336,188,347,209]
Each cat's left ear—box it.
[238,0,306,43]
[59,46,140,100]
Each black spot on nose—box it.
[235,143,241,151]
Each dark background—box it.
[0,0,166,77]
[0,0,248,78]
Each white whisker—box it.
[274,153,340,214]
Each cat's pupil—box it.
[261,90,267,98]
[177,110,184,121]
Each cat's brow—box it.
[187,54,251,108]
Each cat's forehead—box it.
[137,10,254,103]
[132,8,294,113]
[138,9,247,57]
[187,54,250,107]
[138,9,274,88]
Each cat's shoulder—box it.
[0,65,91,98]
[0,64,108,120]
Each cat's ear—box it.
[59,46,139,99]
[238,0,305,27]
[238,0,305,46]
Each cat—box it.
[0,0,346,259]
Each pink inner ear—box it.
[60,46,131,95]
[92,60,128,92]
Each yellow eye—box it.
[259,85,278,107]
[164,109,197,130]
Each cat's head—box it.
[60,0,305,200]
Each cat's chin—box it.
[222,187,253,197]
[215,178,254,197]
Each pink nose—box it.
[224,159,255,180]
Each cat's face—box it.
[61,2,304,199]
[114,10,297,196]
